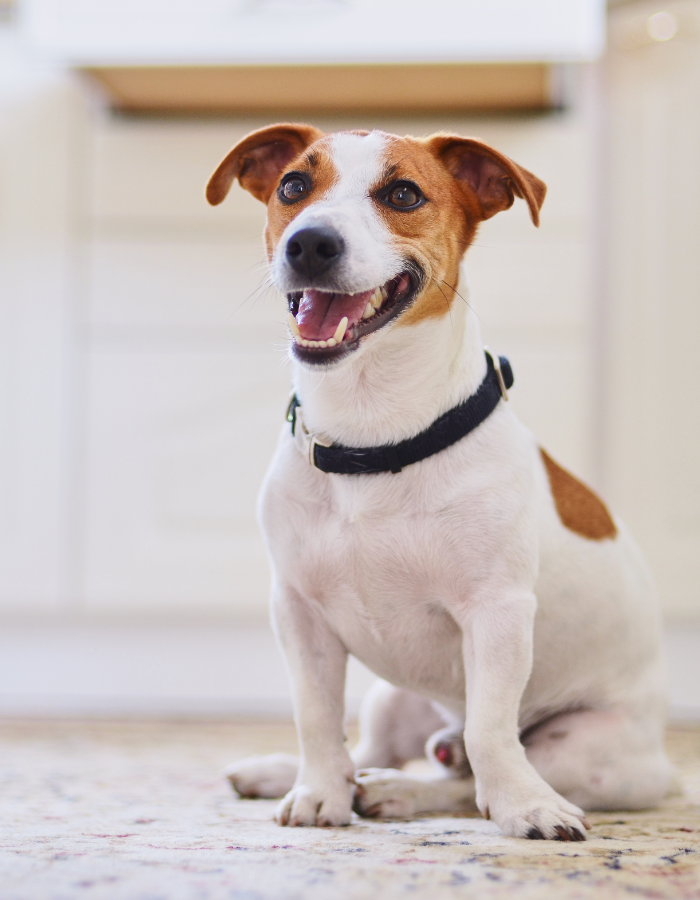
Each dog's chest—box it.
[261,442,515,698]
[304,496,467,694]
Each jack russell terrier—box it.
[206,124,674,841]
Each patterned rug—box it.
[0,719,698,899]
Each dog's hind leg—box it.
[354,768,477,818]
[521,707,677,811]
[354,705,677,820]
[351,679,447,769]
[353,719,476,818]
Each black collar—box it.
[288,350,513,475]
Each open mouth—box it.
[286,269,419,364]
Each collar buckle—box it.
[293,404,332,468]
[485,347,509,401]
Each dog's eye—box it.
[279,174,309,204]
[385,181,424,210]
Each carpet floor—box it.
[0,718,698,900]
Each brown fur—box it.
[540,449,617,541]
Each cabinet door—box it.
[606,0,700,620]
[82,117,295,618]
[0,63,85,613]
[82,343,289,618]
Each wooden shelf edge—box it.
[82,62,555,114]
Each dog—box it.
[206,124,674,840]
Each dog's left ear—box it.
[426,134,546,226]
[206,122,325,206]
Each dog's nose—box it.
[286,226,344,279]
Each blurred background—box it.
[0,0,698,720]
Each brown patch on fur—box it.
[540,449,617,541]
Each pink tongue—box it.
[296,288,374,341]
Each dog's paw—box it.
[225,753,298,799]
[275,780,353,827]
[482,783,589,841]
[353,768,418,818]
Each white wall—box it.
[1,3,699,718]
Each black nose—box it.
[286,226,344,279]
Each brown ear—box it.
[426,134,546,226]
[206,123,325,206]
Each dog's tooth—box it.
[362,302,374,319]
[370,288,383,309]
[301,339,310,347]
[333,317,348,342]
[287,312,301,339]
[327,338,337,347]
[319,340,328,348]
[380,285,389,301]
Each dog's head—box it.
[207,124,545,366]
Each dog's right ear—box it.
[206,123,324,206]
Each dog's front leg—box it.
[272,582,355,827]
[459,590,588,841]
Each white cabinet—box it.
[0,38,85,613]
[81,118,286,617]
[23,0,605,64]
[82,345,288,618]
[605,0,700,620]
[0,68,602,619]
[6,6,698,625]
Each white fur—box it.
[229,133,674,839]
